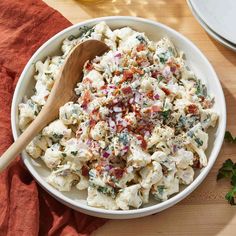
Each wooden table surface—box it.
[43,1,236,235]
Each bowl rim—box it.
[11,16,226,217]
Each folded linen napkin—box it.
[0,0,107,235]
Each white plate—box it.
[190,0,236,44]
[11,16,226,219]
[187,0,236,52]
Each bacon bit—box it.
[202,99,212,109]
[100,85,107,90]
[136,135,147,150]
[136,43,146,52]
[83,77,92,84]
[112,88,120,96]
[112,168,125,179]
[147,91,154,99]
[151,105,161,112]
[187,104,198,114]
[82,90,91,107]
[119,70,133,84]
[85,62,93,71]
[123,70,133,80]
[89,119,97,127]
[162,87,171,95]
[192,155,202,169]
[121,86,132,95]
[151,70,160,78]
[81,166,89,177]
[91,108,101,120]
[161,164,168,176]
[117,124,124,132]
[131,104,142,118]
[95,165,102,172]
[131,67,144,75]
[136,57,147,66]
[114,70,121,76]
[107,181,116,188]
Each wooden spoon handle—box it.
[0,113,47,172]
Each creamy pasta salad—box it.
[19,22,218,210]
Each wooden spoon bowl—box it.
[0,39,109,172]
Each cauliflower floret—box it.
[25,134,51,159]
[140,161,163,189]
[148,125,174,148]
[124,112,137,128]
[77,121,90,141]
[42,119,71,142]
[139,161,163,204]
[47,166,79,191]
[25,142,42,159]
[41,144,62,169]
[140,77,154,93]
[116,184,142,210]
[18,99,39,130]
[76,174,89,190]
[87,186,118,210]
[152,175,179,202]
[115,169,135,188]
[200,109,218,129]
[90,121,108,141]
[151,151,176,174]
[119,32,149,52]
[86,69,104,89]
[174,148,194,169]
[99,106,109,119]
[177,166,194,185]
[188,124,208,150]
[59,102,85,125]
[31,79,50,106]
[127,142,151,168]
[140,188,150,204]
[63,138,93,164]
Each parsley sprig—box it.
[224,131,236,143]
[217,131,236,205]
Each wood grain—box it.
[43,1,236,235]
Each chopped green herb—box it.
[194,138,203,147]
[157,75,164,83]
[68,35,76,41]
[157,185,165,195]
[62,153,67,158]
[136,35,147,44]
[195,80,207,97]
[71,151,78,156]
[97,186,116,198]
[159,57,165,64]
[160,109,171,121]
[52,133,64,139]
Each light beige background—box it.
[43,1,236,235]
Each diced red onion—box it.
[103,151,110,158]
[114,52,121,58]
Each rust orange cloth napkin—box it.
[0,0,107,235]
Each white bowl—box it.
[11,16,226,219]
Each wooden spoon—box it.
[0,39,109,172]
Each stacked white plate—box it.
[187,0,236,51]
